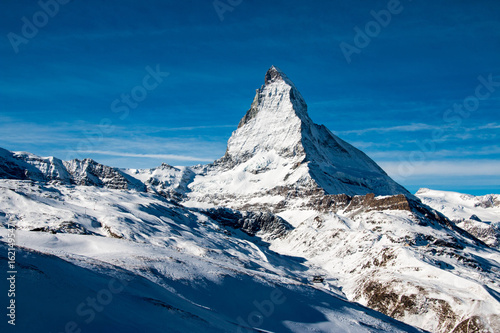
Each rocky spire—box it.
[227,66,311,163]
[265,65,291,85]
[215,66,410,197]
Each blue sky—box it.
[1,0,499,195]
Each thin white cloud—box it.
[469,123,500,131]
[0,118,235,138]
[368,145,500,160]
[141,124,235,132]
[76,150,215,162]
[379,160,500,178]
[336,122,500,137]
[336,123,440,135]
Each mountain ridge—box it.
[1,67,411,207]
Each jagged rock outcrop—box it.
[122,163,195,200]
[202,207,293,239]
[0,147,70,182]
[455,219,500,248]
[64,158,143,189]
[0,148,143,190]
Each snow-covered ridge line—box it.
[0,147,144,190]
[416,188,500,248]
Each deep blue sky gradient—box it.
[1,0,499,195]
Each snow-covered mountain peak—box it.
[204,67,410,201]
[265,65,294,86]
[262,65,308,114]
[228,67,310,164]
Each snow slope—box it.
[0,180,423,333]
[416,188,500,223]
[271,207,500,333]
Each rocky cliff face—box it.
[0,147,142,190]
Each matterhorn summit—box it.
[227,66,310,160]
[186,66,409,209]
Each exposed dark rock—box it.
[372,248,396,267]
[264,65,285,84]
[451,316,489,333]
[237,90,261,129]
[470,214,482,222]
[142,164,194,201]
[66,158,144,190]
[457,220,500,248]
[30,221,96,235]
[360,280,458,333]
[103,225,123,239]
[0,148,145,191]
[202,208,293,239]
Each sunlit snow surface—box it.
[0,180,423,333]
[416,188,500,224]
[271,207,500,332]
[417,188,500,248]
